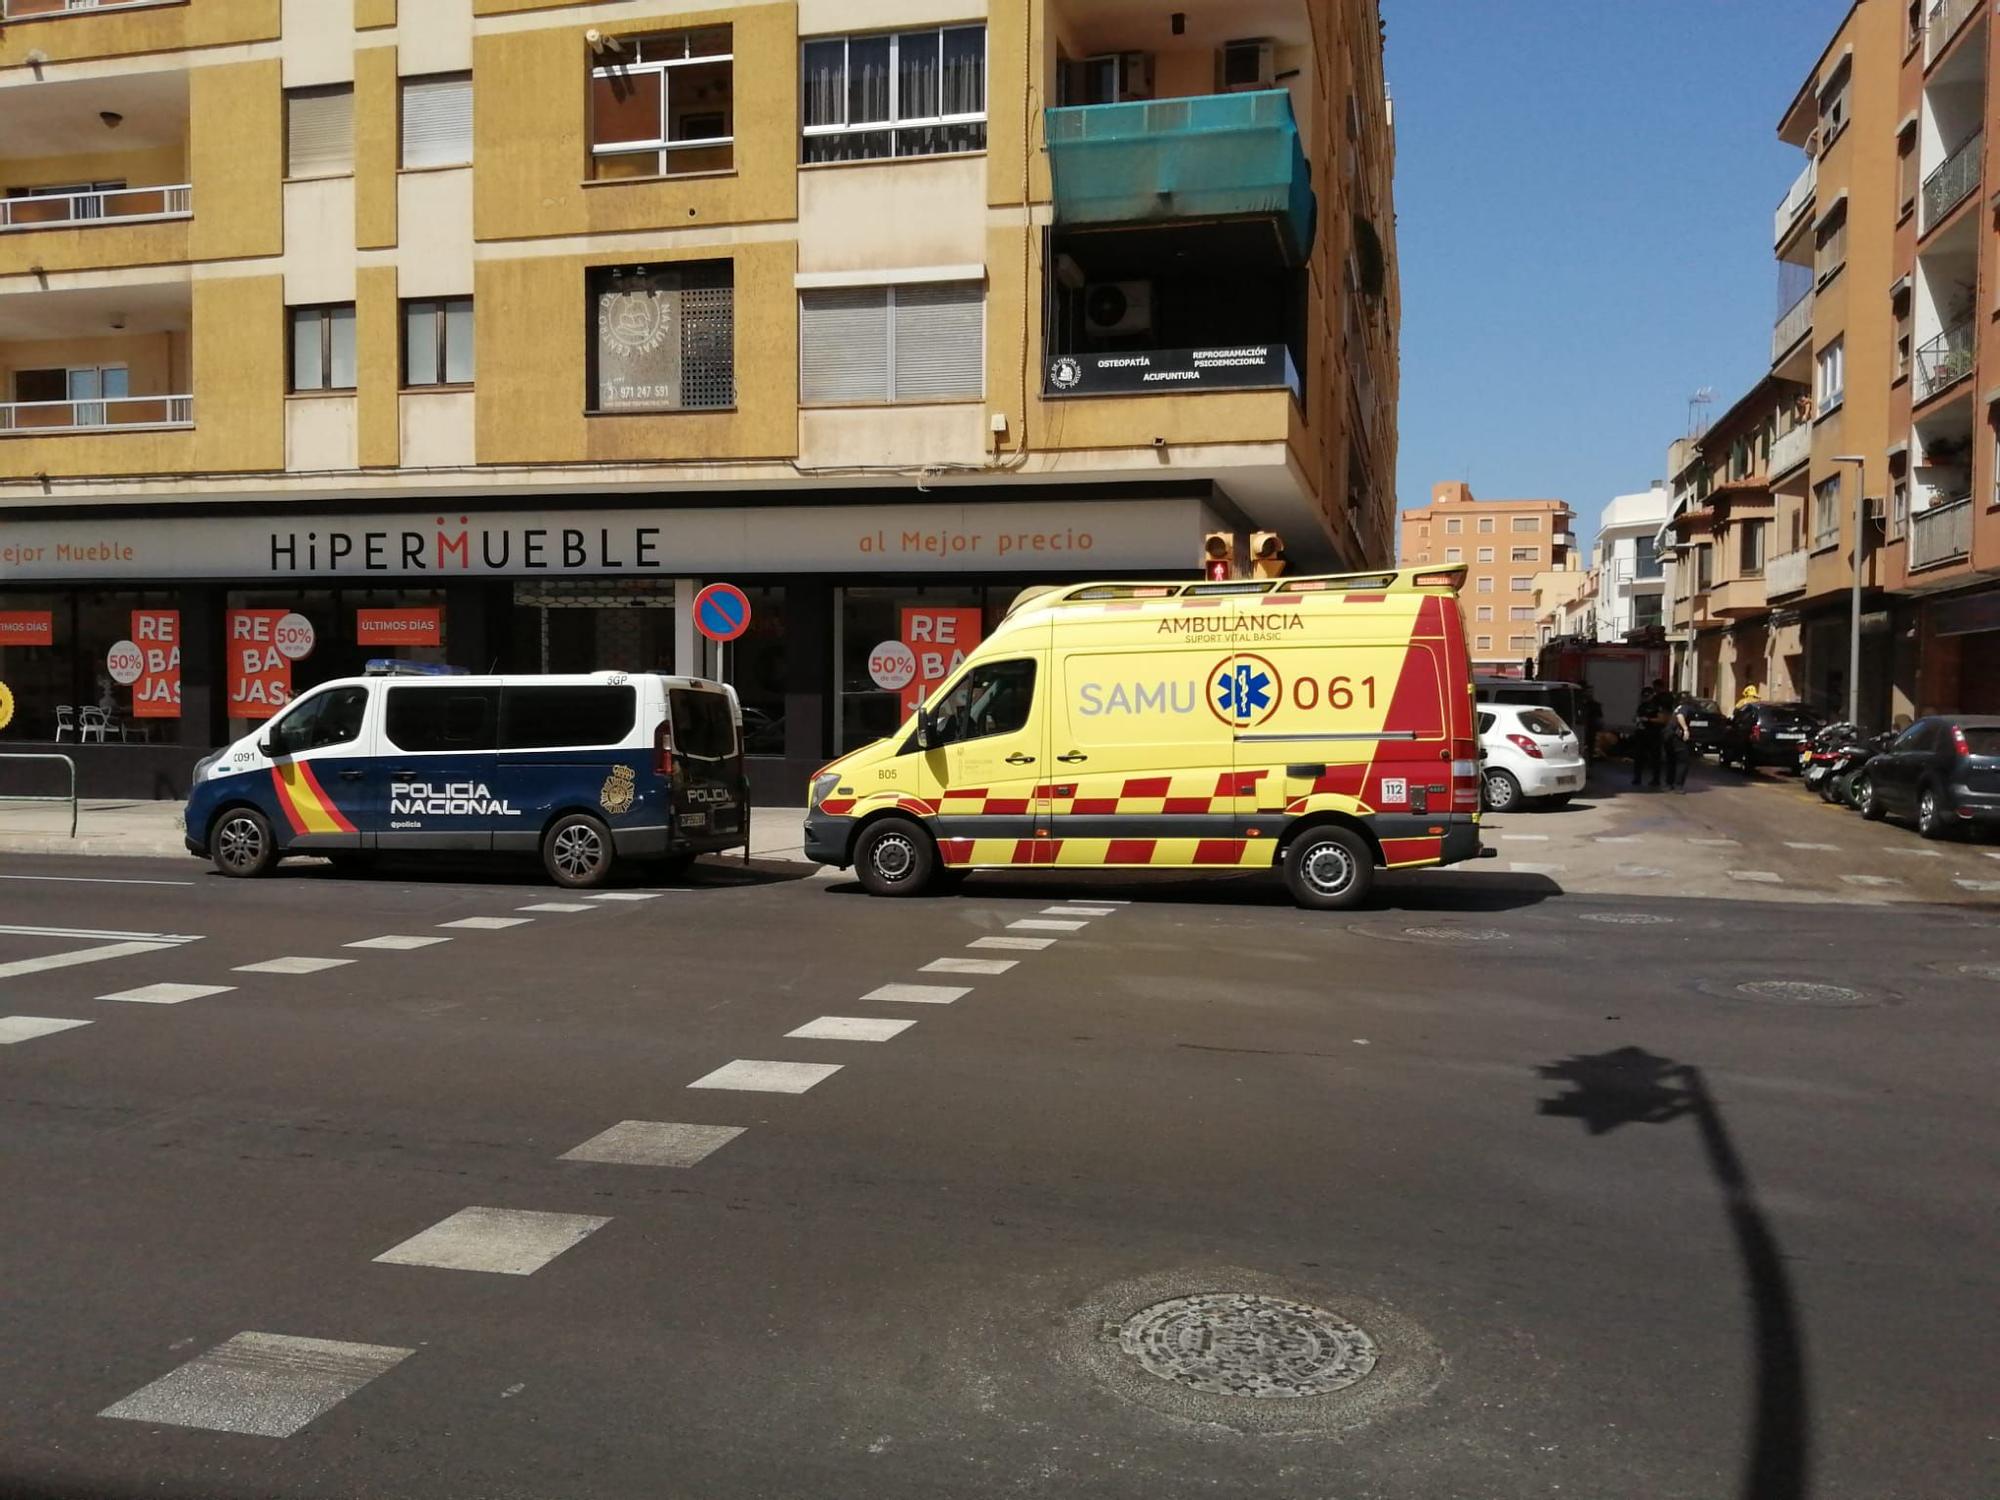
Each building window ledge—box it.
[0,0,183,21]
[579,170,738,190]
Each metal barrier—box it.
[0,753,78,838]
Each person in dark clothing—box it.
[1663,696,1695,793]
[1631,680,1669,788]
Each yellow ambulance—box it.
[803,565,1486,909]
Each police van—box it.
[803,565,1484,909]
[184,666,748,887]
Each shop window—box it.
[290,303,358,393]
[498,686,636,749]
[800,283,984,404]
[727,585,787,755]
[286,85,354,179]
[926,658,1034,745]
[0,590,184,744]
[267,685,369,757]
[384,684,500,753]
[401,74,473,169]
[404,298,475,387]
[801,26,986,163]
[839,585,1004,751]
[587,262,734,412]
[590,27,733,179]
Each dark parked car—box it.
[1674,696,1729,754]
[1856,715,2000,838]
[1719,701,1823,770]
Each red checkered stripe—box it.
[1029,769,1270,817]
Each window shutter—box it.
[800,288,889,404]
[287,86,355,177]
[402,74,473,168]
[891,283,983,401]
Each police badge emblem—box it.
[600,764,637,815]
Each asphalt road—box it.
[0,769,1995,1500]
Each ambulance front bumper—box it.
[802,810,849,867]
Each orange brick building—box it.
[1399,481,1576,675]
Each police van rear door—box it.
[666,684,742,838]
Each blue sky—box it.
[1385,1,1843,541]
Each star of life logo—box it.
[1210,655,1282,727]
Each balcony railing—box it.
[1773,158,1816,245]
[0,184,191,233]
[1909,495,1973,569]
[0,0,177,16]
[0,394,192,435]
[1771,289,1813,363]
[1769,421,1811,477]
[1764,549,1809,597]
[1921,130,1981,231]
[1926,0,1981,64]
[1914,319,1975,402]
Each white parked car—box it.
[1477,703,1587,812]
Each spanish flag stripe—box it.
[268,768,309,835]
[272,763,349,836]
[298,761,359,834]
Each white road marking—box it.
[1507,862,1567,876]
[863,983,969,1005]
[233,956,355,975]
[373,1206,610,1276]
[0,1016,92,1045]
[0,924,200,943]
[1786,842,1839,851]
[969,936,1055,951]
[1688,838,1741,847]
[785,1016,917,1042]
[1041,905,1111,916]
[1010,918,1085,932]
[1880,847,1942,858]
[0,940,181,982]
[344,935,451,951]
[437,916,532,930]
[1955,879,2000,893]
[0,873,194,887]
[1727,871,1784,884]
[100,1332,414,1438]
[1841,875,1901,887]
[1594,836,1639,844]
[923,957,1018,975]
[584,892,666,901]
[1986,851,2000,861]
[518,902,595,913]
[1612,864,1668,879]
[688,1059,843,1093]
[98,982,235,1005]
[560,1120,744,1168]
[1499,833,1550,841]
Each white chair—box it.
[53,705,75,742]
[78,706,108,744]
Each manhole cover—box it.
[1736,980,1873,1008]
[1401,925,1510,942]
[1117,1294,1377,1399]
[1580,913,1676,926]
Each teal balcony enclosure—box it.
[1045,90,1317,266]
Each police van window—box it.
[930,659,1035,746]
[269,686,369,756]
[669,688,737,760]
[384,685,500,752]
[499,686,636,749]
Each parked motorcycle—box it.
[1801,722,1865,795]
[1831,729,1897,810]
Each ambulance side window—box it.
[929,659,1036,747]
[268,687,369,757]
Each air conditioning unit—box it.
[1083,281,1152,337]
[1219,38,1276,91]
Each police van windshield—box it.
[669,688,736,761]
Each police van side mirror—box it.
[257,736,278,759]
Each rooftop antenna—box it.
[1687,386,1715,438]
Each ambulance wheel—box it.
[211,808,277,879]
[1283,826,1374,911]
[854,817,937,897]
[544,813,616,889]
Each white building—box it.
[1589,484,1671,642]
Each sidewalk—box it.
[0,800,815,863]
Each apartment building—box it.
[0,0,1401,798]
[1531,557,1588,648]
[1585,483,1668,643]
[1398,481,1574,676]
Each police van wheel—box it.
[1283,826,1374,911]
[212,808,277,879]
[855,817,937,897]
[544,813,615,889]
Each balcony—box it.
[1765,549,1809,598]
[1769,421,1811,477]
[1921,131,1982,231]
[0,393,190,434]
[1046,89,1317,265]
[1772,290,1813,363]
[0,280,193,439]
[0,0,176,15]
[1708,575,1769,618]
[1909,495,1973,570]
[1914,319,1975,403]
[1926,0,1982,64]
[1773,158,1816,246]
[0,183,190,234]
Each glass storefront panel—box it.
[836,585,1014,752]
[0,590,185,744]
[508,579,678,675]
[729,585,786,755]
[225,587,446,738]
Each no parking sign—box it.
[693,583,751,643]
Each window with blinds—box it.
[286,85,355,179]
[799,282,983,404]
[401,74,472,169]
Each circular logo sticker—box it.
[1049,356,1083,390]
[105,640,144,686]
[599,288,672,356]
[0,681,13,732]
[868,640,917,692]
[1209,653,1283,728]
[275,613,316,661]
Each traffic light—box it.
[1201,532,1237,581]
[1250,532,1287,578]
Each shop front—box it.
[0,488,1223,800]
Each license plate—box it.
[1778,733,1805,740]
[680,812,707,829]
